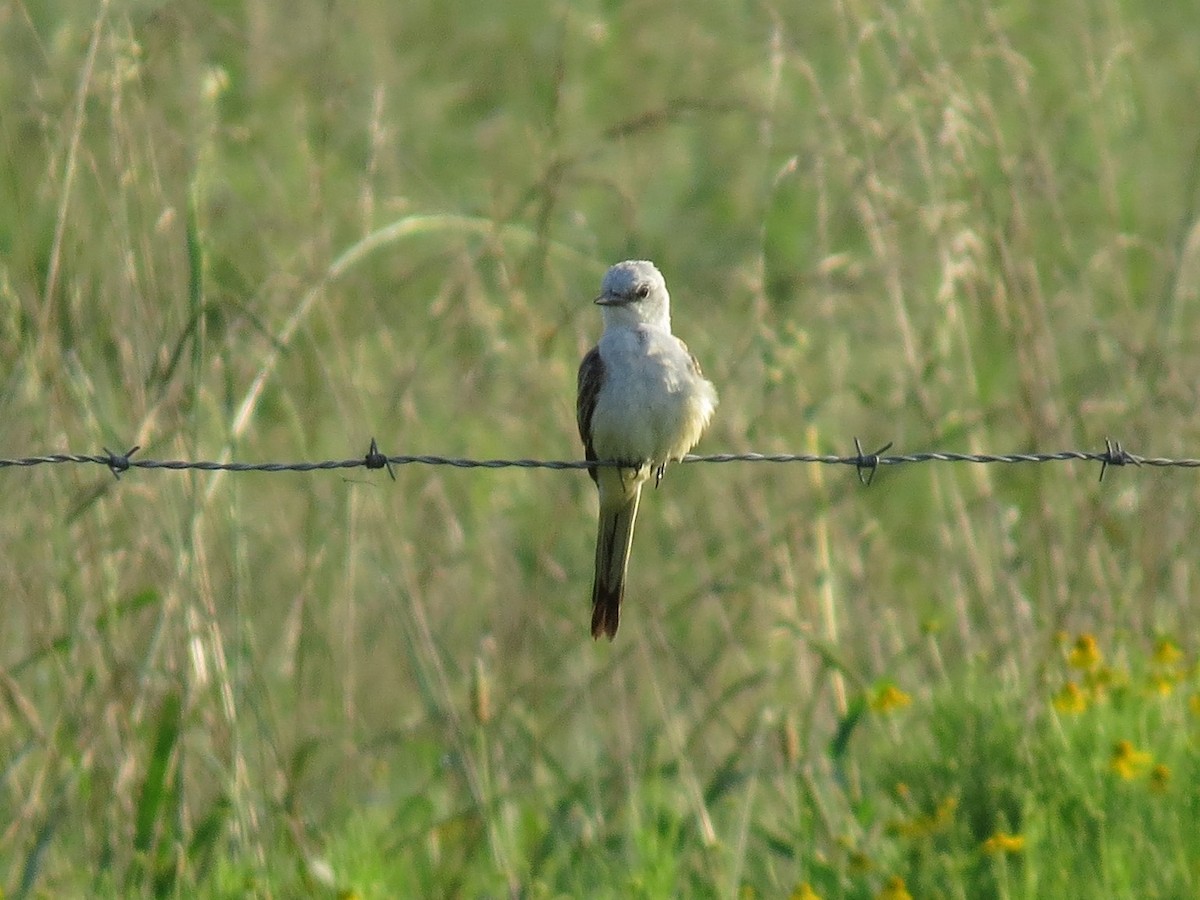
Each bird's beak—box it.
[594,293,628,306]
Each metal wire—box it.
[1,438,1195,482]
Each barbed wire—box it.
[1,438,1197,484]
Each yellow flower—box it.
[871,684,912,713]
[888,817,924,839]
[1147,673,1176,697]
[982,831,1026,854]
[792,883,822,900]
[1068,634,1102,670]
[934,796,958,824]
[893,793,958,838]
[837,834,872,873]
[1189,693,1200,717]
[1152,638,1182,667]
[1052,681,1088,714]
[877,876,912,900]
[1110,740,1152,780]
[1148,764,1171,794]
[848,850,874,874]
[1083,664,1126,699]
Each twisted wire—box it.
[1,438,1193,482]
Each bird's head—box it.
[594,260,671,329]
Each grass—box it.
[2,0,1200,897]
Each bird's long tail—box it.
[591,479,642,640]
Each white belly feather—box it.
[590,325,717,466]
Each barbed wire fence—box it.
[2,437,1198,485]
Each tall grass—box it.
[2,0,1199,896]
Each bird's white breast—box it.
[590,325,717,466]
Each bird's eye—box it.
[634,284,650,299]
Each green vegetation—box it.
[2,1,1199,897]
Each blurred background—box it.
[2,1,1199,896]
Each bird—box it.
[576,260,718,639]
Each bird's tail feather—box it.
[591,484,642,640]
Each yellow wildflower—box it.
[888,816,926,839]
[1147,673,1176,697]
[848,850,873,874]
[1084,664,1126,699]
[877,876,912,900]
[836,834,872,873]
[1068,634,1102,670]
[1110,740,1152,780]
[982,831,1026,854]
[792,883,822,900]
[871,684,912,713]
[893,794,957,838]
[1052,681,1088,714]
[934,796,958,825]
[1152,638,1182,667]
[1148,764,1170,794]
[1189,693,1200,717]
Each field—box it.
[3,1,1200,897]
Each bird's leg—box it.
[621,462,649,493]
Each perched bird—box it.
[576,260,718,639]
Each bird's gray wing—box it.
[576,346,605,485]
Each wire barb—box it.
[1097,438,1139,483]
[102,445,140,479]
[364,437,395,480]
[853,438,893,486]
